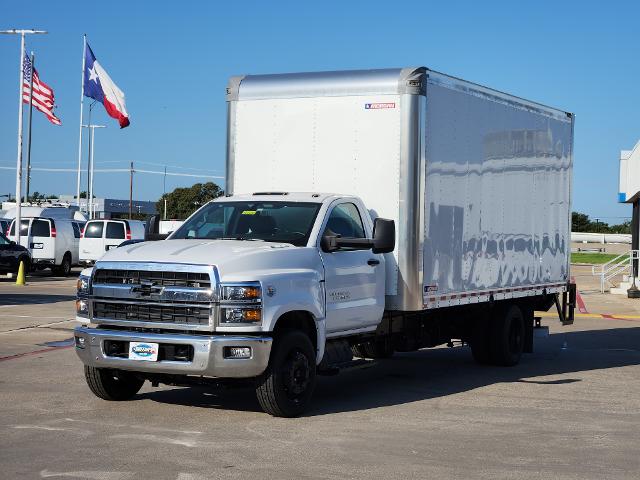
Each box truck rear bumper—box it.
[74,326,272,378]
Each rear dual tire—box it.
[470,304,525,367]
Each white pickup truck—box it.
[74,67,576,417]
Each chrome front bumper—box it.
[74,326,272,378]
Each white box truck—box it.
[74,67,575,416]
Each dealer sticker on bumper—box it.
[128,342,159,361]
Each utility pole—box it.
[129,161,133,219]
[1,28,48,245]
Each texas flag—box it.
[83,44,130,128]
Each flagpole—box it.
[76,34,87,209]
[25,51,35,204]
[14,31,26,244]
[0,29,47,244]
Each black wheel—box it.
[490,304,525,366]
[469,316,492,365]
[53,253,72,276]
[352,338,395,359]
[84,366,145,401]
[255,330,316,417]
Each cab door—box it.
[318,201,385,334]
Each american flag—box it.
[22,54,61,126]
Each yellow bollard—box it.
[15,260,26,286]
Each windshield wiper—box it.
[217,237,265,241]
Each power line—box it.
[0,165,223,179]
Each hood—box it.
[100,239,294,265]
[96,239,323,282]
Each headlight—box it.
[219,283,262,326]
[76,298,89,317]
[77,275,90,295]
[221,285,261,302]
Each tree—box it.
[572,212,592,232]
[571,211,631,234]
[157,182,223,220]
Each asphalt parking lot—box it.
[1,267,639,479]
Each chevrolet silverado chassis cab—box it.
[74,67,576,416]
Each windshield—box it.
[170,201,321,247]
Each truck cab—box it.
[74,193,394,416]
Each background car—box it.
[0,231,31,274]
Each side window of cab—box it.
[324,203,366,239]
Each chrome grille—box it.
[93,300,210,326]
[94,269,211,289]
[90,263,219,331]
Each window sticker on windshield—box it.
[241,210,257,215]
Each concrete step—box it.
[610,287,629,295]
[610,277,639,294]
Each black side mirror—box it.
[10,240,16,245]
[145,215,159,239]
[372,218,395,254]
[320,233,339,253]
[144,215,168,241]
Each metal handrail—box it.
[592,250,639,293]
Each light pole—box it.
[163,165,167,219]
[1,29,47,244]
[81,123,105,218]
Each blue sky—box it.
[1,0,638,223]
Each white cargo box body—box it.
[226,67,573,311]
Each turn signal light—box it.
[243,309,261,322]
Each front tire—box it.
[255,330,316,417]
[84,366,144,401]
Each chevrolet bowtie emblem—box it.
[131,280,164,297]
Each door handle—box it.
[367,259,380,266]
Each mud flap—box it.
[555,282,576,326]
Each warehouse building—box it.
[57,195,157,219]
[619,140,640,295]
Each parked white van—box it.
[80,219,145,265]
[9,217,83,276]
